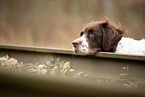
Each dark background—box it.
[0,0,145,49]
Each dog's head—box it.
[72,21,124,55]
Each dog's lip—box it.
[74,49,86,55]
[74,49,78,54]
[74,49,83,54]
[74,48,98,55]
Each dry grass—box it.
[0,0,145,49]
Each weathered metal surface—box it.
[0,44,145,97]
[0,44,145,61]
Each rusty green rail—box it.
[0,44,145,97]
[0,44,144,61]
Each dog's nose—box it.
[72,41,79,47]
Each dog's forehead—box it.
[82,21,100,32]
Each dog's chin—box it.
[74,50,88,55]
[74,49,97,55]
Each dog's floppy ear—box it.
[100,21,122,51]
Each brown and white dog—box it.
[72,21,145,55]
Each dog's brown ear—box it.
[100,21,122,51]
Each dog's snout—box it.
[72,41,79,47]
[72,39,82,47]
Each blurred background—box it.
[0,0,145,49]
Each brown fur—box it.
[83,20,125,52]
[72,20,126,55]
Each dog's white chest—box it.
[115,37,145,55]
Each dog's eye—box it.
[89,32,94,37]
[88,29,94,37]
[80,31,84,36]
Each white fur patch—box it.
[115,37,145,55]
[73,34,90,55]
